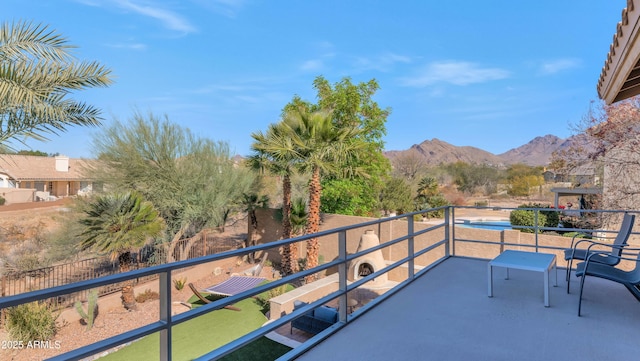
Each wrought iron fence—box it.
[0,232,241,325]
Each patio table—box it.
[488,250,557,307]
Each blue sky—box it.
[5,1,625,158]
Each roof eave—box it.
[598,1,640,104]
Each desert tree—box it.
[390,149,427,181]
[551,99,640,214]
[285,76,391,216]
[0,21,112,150]
[379,177,413,215]
[88,112,254,261]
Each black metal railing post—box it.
[159,270,172,361]
[338,230,348,323]
[408,214,415,280]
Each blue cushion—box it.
[314,306,337,323]
[293,300,307,309]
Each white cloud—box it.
[539,58,581,75]
[189,0,246,18]
[106,42,147,50]
[300,59,324,72]
[113,0,196,34]
[353,52,412,72]
[401,61,510,87]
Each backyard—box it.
[0,202,296,361]
[0,256,294,361]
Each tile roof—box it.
[0,155,94,181]
[597,0,640,104]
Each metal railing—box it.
[0,232,240,312]
[0,206,634,360]
[451,206,635,254]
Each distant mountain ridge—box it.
[384,134,582,167]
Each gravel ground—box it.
[0,259,264,361]
[0,201,254,361]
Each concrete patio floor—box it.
[295,257,640,361]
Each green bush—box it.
[0,195,5,205]
[525,203,560,228]
[513,203,560,231]
[6,302,58,342]
[510,210,547,233]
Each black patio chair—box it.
[564,212,635,293]
[575,246,640,316]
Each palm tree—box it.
[282,107,364,281]
[241,192,269,263]
[249,122,300,275]
[290,197,308,237]
[79,192,164,310]
[0,20,112,149]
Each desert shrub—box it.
[45,210,86,263]
[135,289,159,303]
[510,210,547,233]
[6,302,58,342]
[173,277,187,291]
[254,284,292,314]
[560,216,600,232]
[416,195,449,219]
[0,195,5,205]
[1,240,50,275]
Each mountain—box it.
[497,134,564,165]
[385,138,505,166]
[385,134,583,167]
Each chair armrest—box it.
[569,233,592,249]
[584,246,640,265]
[584,239,626,253]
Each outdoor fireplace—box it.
[348,230,388,287]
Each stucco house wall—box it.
[0,155,98,203]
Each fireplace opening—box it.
[358,263,374,277]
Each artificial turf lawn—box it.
[99,297,292,361]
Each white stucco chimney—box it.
[55,156,70,172]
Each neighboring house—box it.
[543,166,600,186]
[0,155,101,203]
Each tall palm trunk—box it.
[119,253,137,311]
[280,174,299,275]
[305,167,322,282]
[247,207,259,263]
[282,174,293,239]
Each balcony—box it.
[0,207,638,360]
[296,257,640,361]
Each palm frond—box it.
[0,20,72,62]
